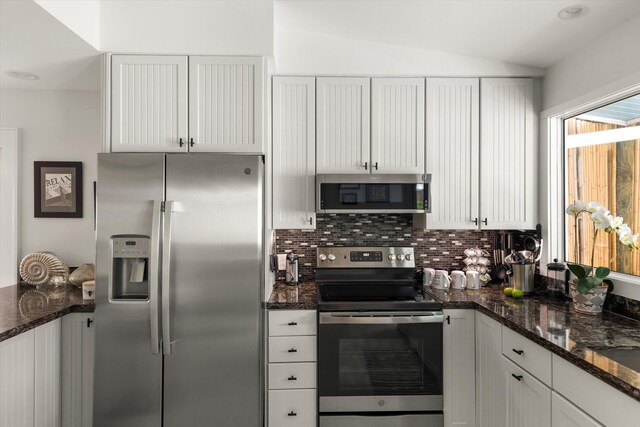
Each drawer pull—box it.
[288,411,297,417]
[287,348,298,353]
[288,376,297,381]
[512,348,524,355]
[512,374,523,381]
[287,322,298,326]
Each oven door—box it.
[318,311,443,413]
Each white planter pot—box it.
[569,281,608,315]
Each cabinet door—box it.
[62,313,95,427]
[502,356,551,427]
[0,330,35,427]
[475,312,505,427]
[272,77,316,229]
[371,78,425,174]
[189,56,264,153]
[426,78,479,229]
[316,77,371,174]
[443,310,476,427]
[111,55,188,152]
[551,392,602,427]
[35,319,62,427]
[480,78,537,230]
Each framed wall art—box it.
[34,161,83,218]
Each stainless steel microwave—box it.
[316,174,431,214]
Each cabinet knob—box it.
[287,322,298,326]
[483,218,488,226]
[288,411,297,417]
[512,349,524,355]
[374,162,379,170]
[309,217,313,225]
[511,374,523,381]
[473,218,478,226]
[364,162,368,170]
[190,138,194,147]
[287,376,297,381]
[287,348,298,353]
[179,138,184,147]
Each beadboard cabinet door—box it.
[371,78,425,174]
[272,77,316,229]
[475,312,505,427]
[0,330,35,427]
[551,392,602,427]
[35,319,62,427]
[443,310,476,427]
[111,55,188,153]
[480,78,537,230]
[426,78,480,229]
[316,77,371,174]
[502,356,551,427]
[62,313,95,427]
[189,56,264,153]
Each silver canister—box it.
[285,253,300,284]
[508,263,536,295]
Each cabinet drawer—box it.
[269,336,317,363]
[269,362,317,390]
[269,389,316,427]
[269,310,317,336]
[552,391,603,427]
[502,326,551,386]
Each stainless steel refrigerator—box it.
[94,153,263,427]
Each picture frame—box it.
[34,161,83,218]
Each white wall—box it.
[34,0,100,50]
[543,13,640,111]
[0,89,100,267]
[99,0,273,55]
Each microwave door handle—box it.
[149,201,162,355]
[320,312,444,325]
[161,201,175,355]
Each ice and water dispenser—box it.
[111,235,150,301]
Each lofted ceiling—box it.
[0,0,100,90]
[275,0,640,69]
[2,0,640,90]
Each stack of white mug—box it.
[423,268,480,290]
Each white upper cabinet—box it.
[480,78,537,230]
[426,78,480,229]
[189,56,263,153]
[371,78,425,173]
[111,55,188,153]
[316,77,371,174]
[272,77,316,229]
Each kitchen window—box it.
[563,94,640,277]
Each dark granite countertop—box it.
[0,284,95,342]
[266,282,318,310]
[425,285,640,402]
[266,281,640,401]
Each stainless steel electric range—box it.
[316,247,444,427]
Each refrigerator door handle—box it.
[162,200,175,355]
[149,201,162,354]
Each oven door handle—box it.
[319,312,444,325]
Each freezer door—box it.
[94,153,164,427]
[163,154,263,427]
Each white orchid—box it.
[591,211,611,229]
[586,201,605,214]
[633,234,640,249]
[566,200,587,215]
[608,215,625,231]
[617,223,632,237]
[620,231,635,246]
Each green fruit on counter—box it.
[512,289,524,299]
[503,287,514,297]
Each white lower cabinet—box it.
[0,319,61,427]
[551,392,602,427]
[475,312,505,427]
[443,309,476,427]
[61,313,95,427]
[502,356,551,427]
[268,309,317,427]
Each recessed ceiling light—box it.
[558,4,589,20]
[4,71,39,80]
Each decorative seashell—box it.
[69,263,95,286]
[19,252,69,286]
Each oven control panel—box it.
[317,247,415,268]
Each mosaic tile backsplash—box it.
[275,213,533,282]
